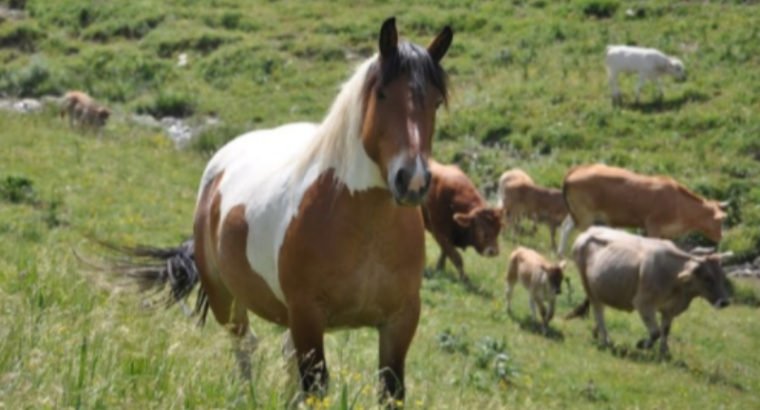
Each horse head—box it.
[361,17,453,206]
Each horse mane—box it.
[290,56,378,188]
[290,41,449,190]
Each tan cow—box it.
[60,90,111,132]
[568,226,731,354]
[506,246,565,331]
[498,168,567,249]
[423,160,502,283]
[558,163,727,254]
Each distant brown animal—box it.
[558,163,728,254]
[506,246,565,331]
[498,168,567,249]
[423,160,502,283]
[60,91,110,131]
[568,226,731,354]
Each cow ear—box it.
[558,260,567,270]
[678,260,700,283]
[453,212,472,227]
[427,25,453,63]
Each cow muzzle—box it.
[483,246,499,257]
[714,298,730,309]
[390,156,431,206]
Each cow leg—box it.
[635,73,646,103]
[635,308,661,350]
[536,297,549,333]
[435,249,447,271]
[549,224,558,253]
[591,302,609,346]
[505,282,515,314]
[659,313,674,356]
[288,303,328,397]
[437,239,467,282]
[529,296,538,322]
[546,298,556,324]
[557,215,575,256]
[378,298,420,408]
[609,70,621,105]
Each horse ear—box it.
[428,25,453,63]
[379,17,398,59]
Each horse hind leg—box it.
[201,273,258,379]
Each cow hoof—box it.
[636,339,654,350]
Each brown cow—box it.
[423,160,501,282]
[498,168,567,249]
[558,163,727,254]
[505,246,565,331]
[568,226,731,354]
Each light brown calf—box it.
[506,246,565,330]
[559,163,727,254]
[60,90,111,132]
[498,169,568,249]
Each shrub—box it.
[578,0,619,18]
[136,90,196,118]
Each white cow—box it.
[605,45,686,104]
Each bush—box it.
[136,90,196,118]
[578,0,619,18]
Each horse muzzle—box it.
[390,159,431,206]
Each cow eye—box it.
[377,90,386,100]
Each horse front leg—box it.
[378,297,420,408]
[288,304,328,398]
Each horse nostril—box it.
[395,168,410,194]
[423,169,432,190]
[716,299,730,309]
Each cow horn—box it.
[716,251,734,260]
[718,200,730,210]
[690,246,715,256]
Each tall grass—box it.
[1,1,760,408]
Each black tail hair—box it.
[77,238,210,325]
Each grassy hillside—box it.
[1,1,759,409]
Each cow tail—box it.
[565,298,590,319]
[561,167,578,225]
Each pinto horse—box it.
[113,18,452,404]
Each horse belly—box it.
[278,181,425,330]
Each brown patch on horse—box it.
[279,171,424,329]
[218,203,289,326]
[194,173,288,328]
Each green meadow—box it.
[1,1,759,408]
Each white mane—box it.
[291,55,385,192]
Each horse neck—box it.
[296,57,385,193]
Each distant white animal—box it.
[605,45,686,104]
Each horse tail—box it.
[77,238,210,325]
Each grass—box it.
[2,0,760,408]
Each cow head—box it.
[668,57,686,81]
[681,255,731,309]
[544,260,566,295]
[453,206,501,257]
[700,200,728,243]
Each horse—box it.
[104,17,453,406]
